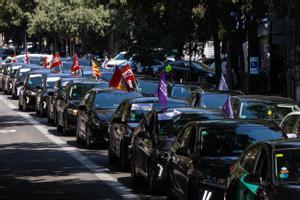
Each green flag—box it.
[165,64,172,73]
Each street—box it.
[0,94,165,200]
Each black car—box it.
[18,69,51,111]
[76,88,142,148]
[109,97,189,170]
[0,63,11,91]
[230,95,299,124]
[130,108,226,192]
[35,73,72,117]
[166,120,286,200]
[226,139,300,200]
[11,64,41,99]
[3,64,25,95]
[192,89,244,109]
[56,79,103,134]
[47,77,86,124]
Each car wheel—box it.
[147,161,157,193]
[56,121,63,132]
[120,141,129,171]
[18,100,23,111]
[108,137,116,164]
[86,127,92,149]
[23,102,28,112]
[62,120,69,135]
[130,151,139,183]
[76,128,82,144]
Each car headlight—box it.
[67,108,78,116]
[30,91,37,96]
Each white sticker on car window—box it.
[131,103,153,111]
[20,68,30,73]
[158,110,181,120]
[47,77,60,82]
[29,74,42,78]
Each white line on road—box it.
[0,96,139,200]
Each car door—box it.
[79,92,94,139]
[236,145,262,200]
[135,112,154,176]
[170,124,197,197]
[281,115,298,138]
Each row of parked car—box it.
[1,57,300,200]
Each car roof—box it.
[29,69,51,75]
[127,97,187,104]
[69,79,100,84]
[193,89,242,95]
[264,139,300,149]
[166,107,224,115]
[92,87,142,95]
[232,95,296,104]
[194,119,280,129]
[46,73,73,78]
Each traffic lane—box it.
[0,96,123,200]
[2,95,166,200]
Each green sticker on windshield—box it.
[276,153,284,157]
[201,131,209,136]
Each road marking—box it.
[0,129,17,133]
[0,96,139,200]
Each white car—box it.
[16,54,52,66]
[280,111,300,138]
[103,51,129,69]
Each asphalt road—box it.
[0,93,166,200]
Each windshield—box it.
[69,83,97,99]
[79,59,90,66]
[240,102,294,122]
[18,68,31,81]
[200,126,283,157]
[114,52,130,60]
[27,76,43,87]
[129,101,188,123]
[138,81,159,96]
[274,149,300,183]
[62,62,72,71]
[93,92,139,109]
[46,77,60,88]
[200,93,229,109]
[171,86,199,99]
[101,73,113,81]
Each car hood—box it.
[95,110,114,122]
[274,184,300,199]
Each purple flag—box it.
[218,74,229,91]
[222,97,234,118]
[157,72,167,110]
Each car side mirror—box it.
[244,174,262,185]
[112,117,126,124]
[139,130,150,139]
[176,147,190,156]
[78,104,86,110]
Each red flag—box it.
[121,63,136,91]
[12,53,16,63]
[50,53,61,69]
[109,67,127,90]
[25,50,29,64]
[43,57,49,68]
[71,53,80,73]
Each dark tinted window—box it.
[282,115,298,133]
[27,76,43,87]
[242,147,261,173]
[138,80,159,96]
[69,83,98,98]
[199,125,283,157]
[200,93,229,109]
[93,92,140,109]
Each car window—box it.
[255,147,271,182]
[179,125,196,154]
[282,115,298,134]
[200,93,229,109]
[241,147,261,173]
